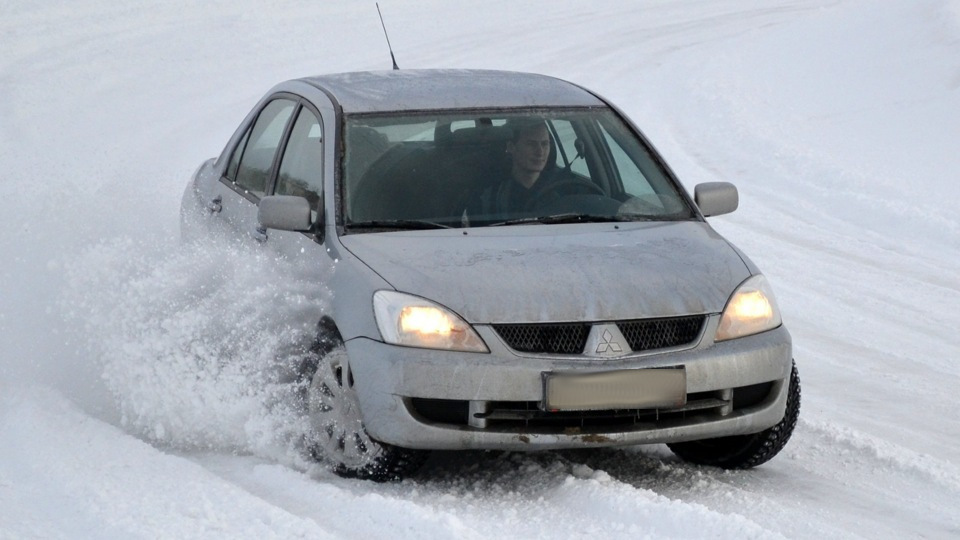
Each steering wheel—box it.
[528,176,606,209]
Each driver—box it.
[472,118,562,216]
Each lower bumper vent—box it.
[410,381,773,431]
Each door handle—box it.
[207,196,222,214]
[251,225,268,243]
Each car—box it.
[180,69,800,481]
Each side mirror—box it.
[694,182,739,217]
[258,195,313,232]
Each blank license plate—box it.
[543,367,686,411]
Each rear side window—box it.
[226,130,249,181]
[234,99,296,197]
[276,108,323,221]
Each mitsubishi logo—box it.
[586,324,630,358]
[596,329,623,354]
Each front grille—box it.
[492,323,589,354]
[493,315,706,355]
[617,315,706,352]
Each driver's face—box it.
[509,125,551,175]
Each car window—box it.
[343,109,694,229]
[597,115,688,215]
[276,107,323,221]
[234,99,296,197]
[550,119,589,177]
[600,122,654,197]
[226,130,249,181]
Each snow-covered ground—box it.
[2,0,959,537]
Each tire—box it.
[667,362,801,469]
[300,337,427,482]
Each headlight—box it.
[716,275,782,341]
[373,291,489,352]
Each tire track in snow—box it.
[554,422,960,538]
[190,450,785,540]
[798,418,960,492]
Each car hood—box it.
[338,221,750,324]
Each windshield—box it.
[342,109,695,230]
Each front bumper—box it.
[345,316,792,451]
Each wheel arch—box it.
[314,316,346,355]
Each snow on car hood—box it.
[338,221,750,324]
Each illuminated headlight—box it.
[716,275,782,341]
[373,291,489,352]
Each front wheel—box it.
[668,362,800,469]
[302,345,427,481]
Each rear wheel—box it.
[302,342,427,481]
[668,362,800,469]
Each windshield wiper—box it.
[488,212,696,227]
[347,219,453,230]
[617,212,692,222]
[617,213,693,221]
[490,213,627,227]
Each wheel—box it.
[667,362,801,469]
[301,342,427,482]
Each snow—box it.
[2,0,959,538]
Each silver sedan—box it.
[181,69,799,481]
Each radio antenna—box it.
[376,3,400,70]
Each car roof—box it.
[299,69,606,113]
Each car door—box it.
[213,97,297,241]
[261,102,330,261]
